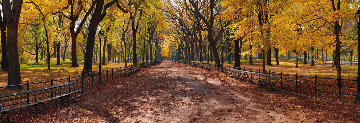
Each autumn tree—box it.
[83,0,116,73]
[3,0,24,88]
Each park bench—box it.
[200,64,211,70]
[190,62,198,66]
[267,75,278,91]
[0,81,81,122]
[124,66,140,76]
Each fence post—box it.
[315,75,317,98]
[112,68,114,80]
[68,75,71,92]
[51,78,54,98]
[295,73,298,93]
[280,71,283,89]
[26,80,30,105]
[338,78,342,101]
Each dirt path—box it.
[20,61,360,122]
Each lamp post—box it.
[355,8,360,102]
[98,30,104,83]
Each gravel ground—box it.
[16,61,360,122]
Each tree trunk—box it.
[4,0,23,89]
[326,49,328,61]
[83,0,105,73]
[249,44,253,65]
[267,48,272,66]
[350,50,353,66]
[234,39,240,68]
[107,43,112,62]
[124,40,127,68]
[70,32,79,67]
[44,24,50,70]
[35,39,39,64]
[131,18,138,66]
[57,42,61,65]
[262,50,266,73]
[207,44,210,64]
[1,17,8,71]
[143,40,146,63]
[208,0,220,67]
[190,40,195,61]
[295,55,299,68]
[334,20,341,82]
[287,50,291,59]
[303,51,307,64]
[311,47,315,66]
[275,48,279,65]
[63,40,67,61]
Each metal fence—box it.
[188,62,358,105]
[0,63,155,122]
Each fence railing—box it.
[186,62,358,105]
[0,62,157,122]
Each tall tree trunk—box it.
[249,44,253,65]
[296,55,299,68]
[124,39,127,68]
[63,41,67,61]
[350,50,353,65]
[150,40,153,63]
[208,0,220,67]
[303,51,307,64]
[262,50,266,73]
[107,43,112,62]
[44,22,50,70]
[287,50,291,59]
[131,17,138,66]
[143,39,146,63]
[0,17,8,71]
[207,44,210,64]
[70,33,79,67]
[267,48,272,65]
[227,41,231,63]
[57,42,61,65]
[146,41,149,63]
[334,21,341,81]
[83,0,105,73]
[311,47,315,66]
[232,39,240,67]
[275,48,279,65]
[4,0,23,88]
[35,39,39,64]
[326,49,328,61]
[190,40,195,61]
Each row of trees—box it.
[165,0,359,81]
[0,0,165,89]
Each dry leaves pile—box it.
[11,61,360,122]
